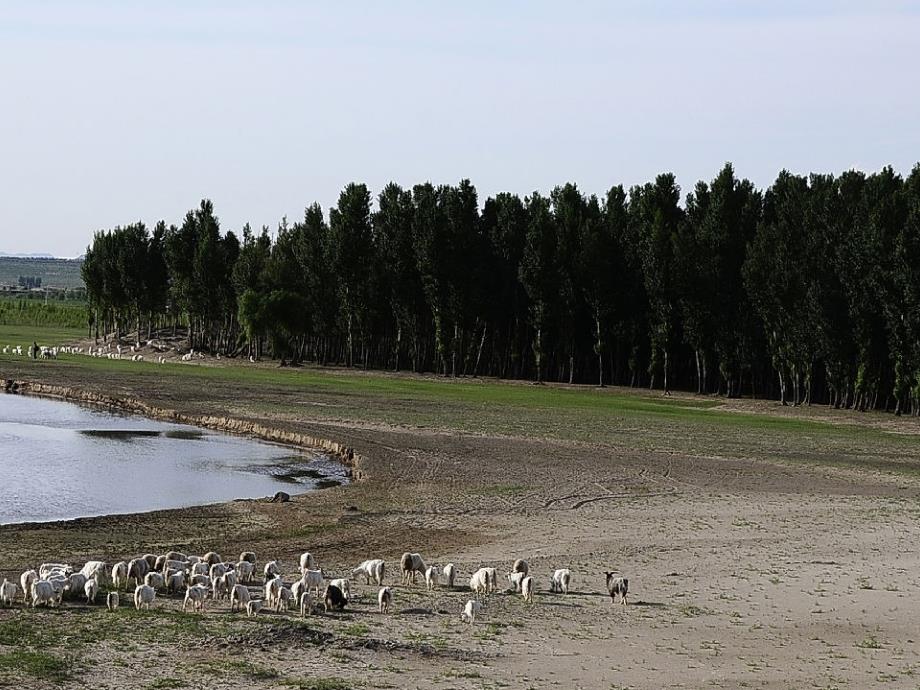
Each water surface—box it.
[0,393,346,524]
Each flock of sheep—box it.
[0,549,630,628]
[1,342,204,364]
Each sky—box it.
[2,1,918,257]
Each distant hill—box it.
[0,256,84,289]
[0,252,56,258]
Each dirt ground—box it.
[2,356,920,689]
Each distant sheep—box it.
[0,579,17,607]
[550,569,572,595]
[126,558,149,589]
[263,560,281,582]
[512,559,529,577]
[264,575,283,608]
[461,599,482,625]
[66,573,88,599]
[443,563,456,589]
[202,552,222,567]
[182,584,209,612]
[134,584,156,611]
[111,562,128,590]
[84,578,99,604]
[19,570,37,604]
[31,580,56,608]
[378,587,392,614]
[239,551,256,564]
[329,578,352,601]
[300,569,325,596]
[166,571,186,594]
[425,566,440,591]
[236,561,255,584]
[352,559,385,586]
[521,576,534,603]
[469,568,491,595]
[246,599,263,617]
[323,584,347,612]
[299,592,314,617]
[604,572,628,606]
[80,560,107,584]
[400,552,427,585]
[276,586,294,612]
[299,552,316,572]
[230,584,251,613]
[507,571,526,592]
[144,572,165,590]
[106,591,119,611]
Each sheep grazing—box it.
[235,560,255,584]
[190,574,210,587]
[513,559,529,577]
[276,586,294,612]
[239,551,257,565]
[506,571,526,592]
[328,578,351,601]
[220,571,238,597]
[550,568,572,595]
[166,571,186,594]
[39,563,72,579]
[299,591,314,617]
[461,599,482,626]
[263,560,281,582]
[80,560,107,584]
[378,587,392,614]
[182,584,209,612]
[106,591,119,611]
[19,570,37,604]
[191,562,209,577]
[66,573,88,599]
[300,569,325,596]
[323,584,347,613]
[134,584,156,611]
[229,584,251,613]
[246,599,263,617]
[0,579,18,607]
[521,576,534,603]
[161,559,187,575]
[443,563,456,589]
[299,552,316,572]
[111,561,128,590]
[84,578,99,604]
[400,552,427,585]
[469,568,491,595]
[144,572,165,590]
[31,580,56,608]
[142,553,158,570]
[604,572,629,606]
[425,566,440,591]
[126,558,150,589]
[209,562,228,580]
[164,551,188,563]
[264,576,283,608]
[202,551,222,567]
[352,558,385,586]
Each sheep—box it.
[46,576,67,604]
[222,570,238,591]
[351,559,385,586]
[31,580,57,608]
[106,591,119,611]
[66,573,88,599]
[300,568,325,596]
[80,560,107,584]
[126,558,149,589]
[329,578,351,601]
[263,560,281,582]
[144,572,165,590]
[142,553,158,570]
[235,560,255,584]
[182,584,209,612]
[230,584,250,612]
[134,584,156,611]
[550,568,572,595]
[400,552,427,585]
[512,559,529,577]
[39,563,72,579]
[264,575,283,608]
[299,591,314,617]
[154,555,167,572]
[202,551,222,567]
[506,571,526,592]
[164,551,188,563]
[299,552,316,572]
[246,599,263,617]
[190,574,210,587]
[161,559,187,575]
[111,561,128,590]
[443,563,456,589]
[209,562,228,580]
[191,562,209,577]
[425,566,440,591]
[521,576,534,603]
[323,584,347,612]
[469,568,491,595]
[604,572,628,606]
[378,587,392,614]
[461,599,482,625]
[239,551,256,564]
[276,586,294,612]
[84,578,99,604]
[166,571,186,594]
[20,569,37,604]
[0,579,18,607]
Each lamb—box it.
[84,578,99,604]
[144,572,165,590]
[229,584,251,612]
[461,599,482,625]
[481,567,499,593]
[329,578,351,601]
[604,572,629,606]
[246,599,263,617]
[425,566,440,591]
[506,571,526,592]
[323,584,347,612]
[300,568,325,596]
[400,552,427,585]
[0,579,17,607]
[235,560,255,584]
[550,568,572,595]
[106,591,119,611]
[469,568,491,595]
[378,587,392,614]
[182,584,209,612]
[263,560,281,582]
[239,551,257,564]
[111,561,128,590]
[276,586,294,612]
[264,575,283,608]
[31,580,57,608]
[134,584,156,610]
[351,558,385,586]
[299,552,316,572]
[126,558,150,589]
[521,576,534,603]
[20,570,37,604]
[512,559,529,577]
[166,571,186,594]
[443,563,456,589]
[299,591,314,617]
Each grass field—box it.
[0,297,88,329]
[0,324,85,346]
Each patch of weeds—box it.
[0,650,75,683]
[341,623,370,637]
[856,577,873,590]
[857,634,882,650]
[282,678,355,690]
[148,679,185,690]
[676,604,710,618]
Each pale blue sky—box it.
[2,1,918,256]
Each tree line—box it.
[81,163,920,413]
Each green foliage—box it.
[0,296,88,329]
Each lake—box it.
[0,393,346,524]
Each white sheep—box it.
[239,551,256,564]
[191,562,209,577]
[443,563,456,589]
[0,579,18,607]
[190,574,210,587]
[39,563,72,579]
[378,587,392,614]
[507,571,526,592]
[469,568,491,595]
[235,560,255,584]
[604,572,629,606]
[550,568,572,595]
[31,580,56,608]
[425,566,440,591]
[299,552,316,572]
[166,571,186,594]
[263,560,281,582]
[80,560,107,584]
[512,559,529,576]
[111,561,128,590]
[182,584,209,612]
[521,576,534,603]
[300,569,324,596]
[276,586,294,612]
[209,562,228,580]
[84,578,99,604]
[144,572,165,590]
[230,584,251,612]
[134,584,156,610]
[264,575,283,608]
[66,573,88,599]
[202,551,222,566]
[483,567,499,593]
[400,552,427,585]
[20,570,37,604]
[164,551,188,562]
[328,578,351,601]
[299,591,313,617]
[106,591,119,611]
[461,599,482,625]
[126,558,149,589]
[246,599,263,617]
[351,558,385,586]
